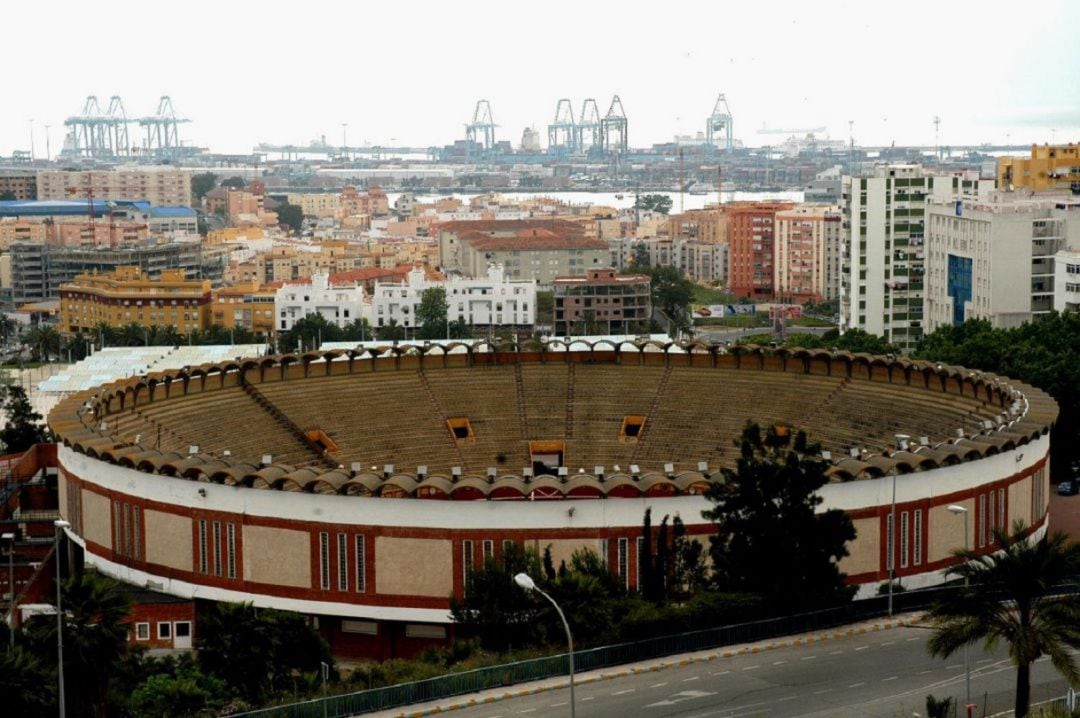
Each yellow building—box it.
[211,281,277,335]
[998,143,1080,191]
[59,267,212,336]
[287,193,341,218]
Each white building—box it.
[841,164,993,351]
[773,205,843,302]
[1054,249,1080,313]
[373,264,536,331]
[924,191,1080,332]
[275,273,366,333]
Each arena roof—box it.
[48,341,1058,501]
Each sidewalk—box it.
[362,611,926,718]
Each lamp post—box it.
[54,519,70,718]
[514,572,574,718]
[947,505,971,712]
[2,532,14,647]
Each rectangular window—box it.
[337,533,348,592]
[636,536,645,592]
[886,513,894,571]
[482,539,494,562]
[355,535,366,593]
[462,540,474,595]
[319,532,330,591]
[502,539,515,559]
[135,622,150,641]
[900,512,910,569]
[600,538,609,566]
[114,500,122,556]
[998,488,1005,530]
[913,510,923,566]
[617,537,629,590]
[123,503,132,559]
[226,523,237,579]
[213,522,223,577]
[133,506,141,561]
[157,622,172,640]
[979,494,988,549]
[198,520,208,574]
[988,490,996,541]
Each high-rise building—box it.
[998,143,1080,192]
[924,191,1080,331]
[37,167,193,207]
[773,205,843,303]
[726,201,795,299]
[840,165,992,351]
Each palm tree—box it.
[927,521,1080,718]
[0,312,17,344]
[25,325,61,362]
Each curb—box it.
[388,615,924,717]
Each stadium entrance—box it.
[529,440,564,476]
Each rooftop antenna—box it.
[933,115,941,160]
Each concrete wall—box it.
[244,526,311,588]
[144,509,193,571]
[374,537,452,597]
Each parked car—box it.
[1058,479,1079,496]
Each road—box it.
[376,621,1071,718]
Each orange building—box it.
[341,185,390,218]
[59,267,212,336]
[725,201,795,299]
[998,143,1080,191]
[211,280,277,335]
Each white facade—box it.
[773,205,843,302]
[1054,249,1080,313]
[841,165,993,351]
[373,264,536,330]
[275,273,366,332]
[924,192,1080,332]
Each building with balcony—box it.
[998,143,1080,193]
[0,170,38,200]
[726,201,796,299]
[773,205,843,303]
[37,167,193,207]
[553,268,650,336]
[59,267,212,336]
[211,280,277,336]
[373,264,535,332]
[275,273,366,333]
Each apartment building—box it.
[1054,250,1080,313]
[726,201,796,299]
[924,191,1080,331]
[340,185,389,217]
[287,192,341,218]
[436,219,586,273]
[998,143,1080,192]
[0,170,38,200]
[373,264,536,331]
[37,167,193,206]
[841,164,993,351]
[275,273,366,332]
[553,268,651,336]
[211,280,277,335]
[59,267,212,335]
[773,205,843,303]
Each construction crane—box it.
[576,99,601,152]
[64,96,105,158]
[548,99,577,153]
[706,94,734,151]
[600,95,628,156]
[465,100,497,150]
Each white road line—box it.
[743,665,761,671]
[779,696,798,702]
[906,636,921,642]
[947,664,962,669]
[683,676,700,682]
[882,641,895,646]
[551,702,567,707]
[977,659,993,664]
[713,670,731,676]
[613,689,635,695]
[519,710,536,714]
[581,696,595,702]
[855,646,868,651]
[772,660,788,665]
[814,688,833,695]
[829,650,843,655]
[919,669,933,675]
[649,682,668,688]
[883,676,899,682]
[801,655,817,660]
[849,682,865,688]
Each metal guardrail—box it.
[225,584,962,718]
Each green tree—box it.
[28,571,132,718]
[634,193,674,215]
[634,265,694,336]
[0,385,48,453]
[191,172,218,202]
[631,243,651,269]
[24,325,61,361]
[196,602,333,705]
[0,312,17,343]
[416,286,450,340]
[340,317,373,342]
[0,190,17,201]
[375,318,406,342]
[220,176,246,189]
[276,202,304,234]
[927,522,1080,718]
[0,644,55,717]
[702,423,856,611]
[449,544,544,651]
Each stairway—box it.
[565,362,576,439]
[514,363,529,440]
[631,365,673,464]
[417,370,467,470]
[240,381,336,468]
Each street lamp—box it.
[54,519,70,718]
[947,505,971,712]
[514,572,575,718]
[2,532,14,647]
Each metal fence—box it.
[226,584,958,718]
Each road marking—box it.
[683,676,700,682]
[829,650,843,655]
[712,670,730,676]
[779,695,798,702]
[649,682,668,688]
[519,710,536,714]
[947,664,962,669]
[883,676,898,682]
[919,669,932,675]
[814,688,833,695]
[977,659,993,664]
[855,646,868,651]
[613,689,635,695]
[743,665,760,671]
[582,696,594,702]
[551,702,567,707]
[882,641,895,646]
[849,682,865,688]
[906,636,921,642]
[772,660,788,665]
[801,655,817,660]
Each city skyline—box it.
[2,0,1079,158]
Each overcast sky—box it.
[3,0,1078,158]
